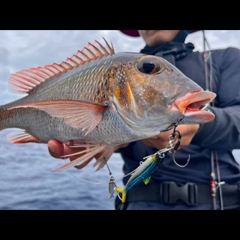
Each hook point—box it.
[172,151,190,168]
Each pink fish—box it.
[0,38,216,172]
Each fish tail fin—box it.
[115,187,127,203]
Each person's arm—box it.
[191,47,240,150]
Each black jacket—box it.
[118,32,240,185]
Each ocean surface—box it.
[0,129,124,210]
[1,128,240,210]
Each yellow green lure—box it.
[115,151,167,203]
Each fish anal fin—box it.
[7,130,43,144]
[52,142,107,172]
[143,176,151,185]
[93,146,115,171]
[8,38,115,94]
[9,100,108,135]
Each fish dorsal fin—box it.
[8,38,115,94]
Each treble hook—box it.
[104,158,118,199]
[171,129,191,168]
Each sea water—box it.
[0,129,124,210]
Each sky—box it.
[1,30,240,104]
[0,29,240,160]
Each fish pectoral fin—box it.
[7,130,43,144]
[9,100,108,135]
[143,176,151,185]
[52,141,108,172]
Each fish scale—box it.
[0,38,216,172]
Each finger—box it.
[48,139,68,159]
[114,143,129,152]
[67,141,86,161]
[69,141,94,169]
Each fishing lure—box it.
[114,116,190,203]
[114,147,172,203]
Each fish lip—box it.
[172,90,216,114]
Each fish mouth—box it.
[172,90,216,123]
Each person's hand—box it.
[142,124,199,150]
[48,140,74,160]
[48,139,129,169]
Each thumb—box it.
[48,139,69,159]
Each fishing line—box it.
[68,171,101,184]
[203,30,210,92]
[49,162,102,184]
[63,157,102,184]
[114,169,139,182]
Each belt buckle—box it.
[160,181,198,206]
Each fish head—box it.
[113,53,216,135]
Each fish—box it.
[0,38,216,172]
[115,151,167,203]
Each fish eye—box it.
[137,57,162,74]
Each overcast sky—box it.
[1,30,240,105]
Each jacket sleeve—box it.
[191,47,240,150]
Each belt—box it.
[116,181,240,210]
